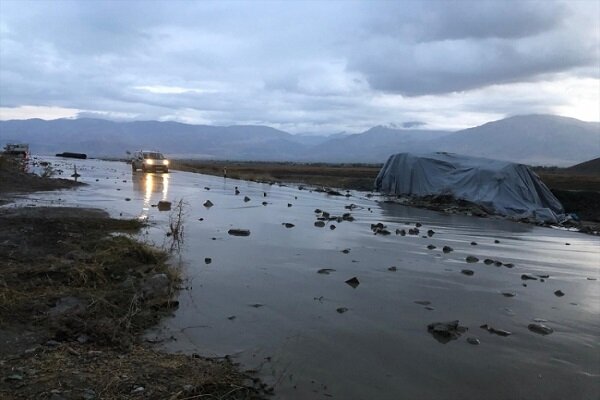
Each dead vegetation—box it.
[0,207,268,399]
[0,158,268,398]
[172,160,381,191]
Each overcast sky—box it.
[0,0,598,133]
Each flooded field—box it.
[9,157,600,400]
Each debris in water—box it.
[442,246,453,253]
[314,221,326,228]
[204,257,212,264]
[528,323,554,335]
[282,223,295,228]
[317,268,336,275]
[466,337,480,345]
[341,248,350,254]
[480,324,511,336]
[427,229,435,237]
[244,196,251,202]
[345,277,360,288]
[461,269,474,276]
[158,201,172,211]
[336,307,349,314]
[228,229,250,237]
[521,274,538,280]
[330,224,336,230]
[554,290,565,297]
[388,266,397,272]
[470,241,477,246]
[427,244,436,250]
[203,200,213,208]
[466,256,479,263]
[427,320,467,343]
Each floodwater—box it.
[9,157,600,400]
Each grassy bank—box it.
[0,157,268,399]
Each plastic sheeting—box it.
[374,153,564,222]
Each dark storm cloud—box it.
[0,0,598,130]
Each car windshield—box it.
[143,152,164,159]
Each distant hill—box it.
[299,126,452,162]
[565,157,600,175]
[1,114,598,166]
[429,115,599,166]
[0,118,307,160]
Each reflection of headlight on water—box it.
[162,173,169,200]
[144,174,153,204]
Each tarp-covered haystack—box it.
[375,153,564,223]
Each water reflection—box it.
[132,172,169,220]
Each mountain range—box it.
[1,114,598,166]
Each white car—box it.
[131,150,169,173]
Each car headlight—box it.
[163,160,169,165]
[146,159,154,165]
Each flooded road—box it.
[9,157,600,399]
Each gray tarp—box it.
[374,153,564,223]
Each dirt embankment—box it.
[0,158,268,399]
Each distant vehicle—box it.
[55,152,87,159]
[131,150,169,173]
[3,143,29,158]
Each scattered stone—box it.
[587,277,597,280]
[249,304,263,308]
[427,320,467,343]
[521,274,538,280]
[46,340,60,347]
[388,266,397,272]
[228,229,250,236]
[342,213,354,221]
[408,228,419,235]
[484,259,494,265]
[204,257,212,264]
[125,198,131,201]
[345,277,360,288]
[282,223,295,228]
[330,224,336,230]
[470,241,477,246]
[131,387,145,394]
[494,261,503,267]
[341,248,350,254]
[7,374,23,381]
[336,307,349,314]
[235,189,240,195]
[480,324,511,336]
[504,263,514,268]
[203,200,213,208]
[314,221,326,228]
[317,268,336,275]
[227,316,236,320]
[415,222,422,227]
[565,243,570,245]
[465,256,479,263]
[244,196,251,202]
[537,274,550,279]
[425,306,435,311]
[287,203,292,207]
[528,323,554,335]
[442,246,453,253]
[157,200,172,211]
[427,229,435,237]
[314,208,322,213]
[414,300,431,306]
[427,244,436,250]
[554,290,565,297]
[262,201,268,206]
[204,186,210,190]
[77,334,90,344]
[466,337,480,345]
[396,229,406,236]
[494,239,500,244]
[461,269,474,276]
[501,292,516,297]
